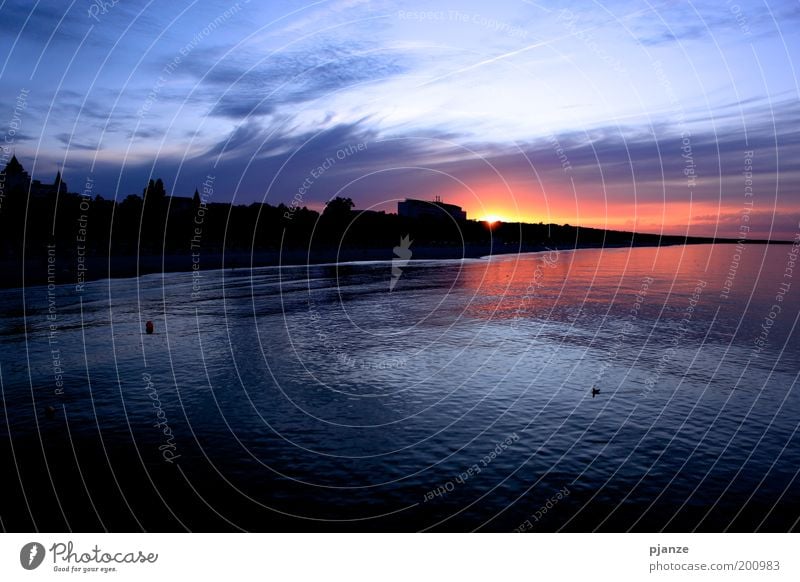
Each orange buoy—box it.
[145,320,154,334]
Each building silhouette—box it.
[0,154,31,193]
[397,196,466,222]
[0,154,67,197]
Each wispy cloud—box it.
[174,41,409,120]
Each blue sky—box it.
[1,0,799,237]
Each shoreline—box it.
[0,238,783,292]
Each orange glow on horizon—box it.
[455,189,752,238]
[479,214,506,225]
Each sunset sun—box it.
[480,214,506,225]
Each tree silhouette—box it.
[322,196,354,218]
[143,178,167,200]
[140,178,169,251]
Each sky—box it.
[1,0,798,239]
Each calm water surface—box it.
[1,243,798,531]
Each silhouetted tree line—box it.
[0,173,324,258]
[0,185,714,254]
[0,157,726,288]
[0,175,488,260]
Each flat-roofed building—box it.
[397,196,466,222]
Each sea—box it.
[1,243,798,531]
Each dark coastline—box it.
[1,233,785,291]
[0,158,790,292]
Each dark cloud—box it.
[1,132,35,143]
[55,132,102,152]
[636,24,709,46]
[209,95,277,119]
[627,0,800,46]
[25,88,139,139]
[0,1,91,45]
[173,41,408,119]
[65,95,799,215]
[0,0,244,50]
[204,120,271,157]
[127,127,165,140]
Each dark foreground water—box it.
[1,243,799,532]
